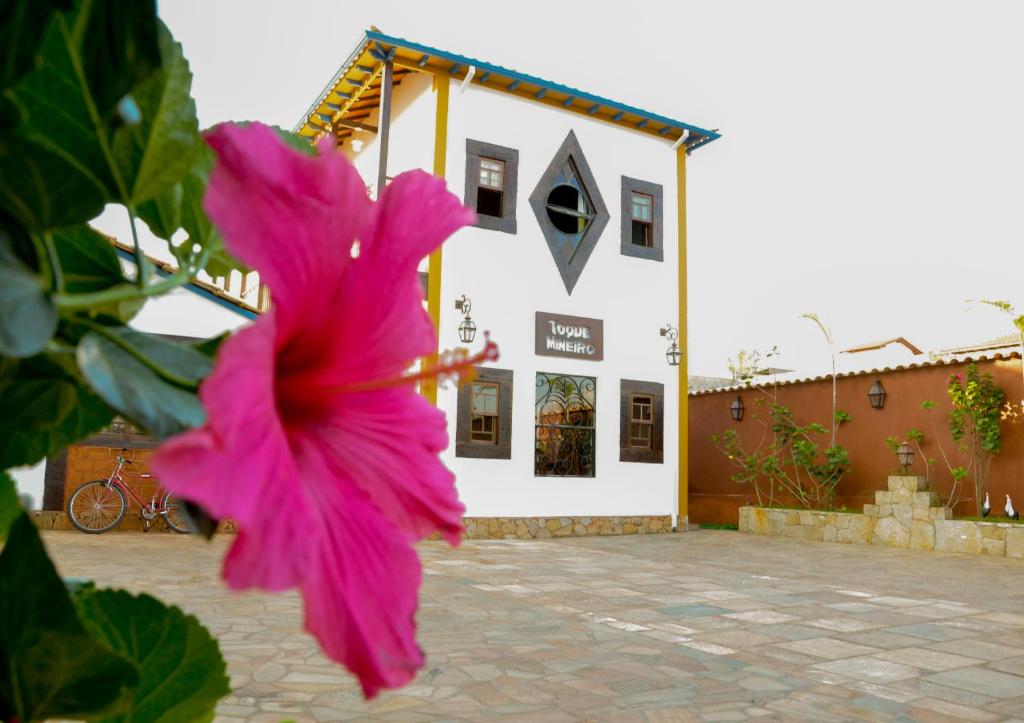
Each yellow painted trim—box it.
[421,75,449,405]
[676,146,689,528]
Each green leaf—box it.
[110,21,198,206]
[79,0,160,115]
[192,331,230,359]
[0,132,109,228]
[52,225,124,291]
[0,514,139,721]
[74,589,230,722]
[0,471,19,541]
[136,141,247,277]
[136,182,181,240]
[0,0,71,96]
[51,225,142,321]
[0,353,113,469]
[77,331,205,439]
[0,3,195,230]
[104,325,214,384]
[0,236,56,356]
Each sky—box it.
[133,0,1024,377]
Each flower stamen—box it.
[329,334,499,395]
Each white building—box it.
[296,30,720,531]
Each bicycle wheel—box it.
[160,492,194,534]
[67,481,127,534]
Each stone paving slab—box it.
[39,528,1024,721]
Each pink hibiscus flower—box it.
[151,122,496,698]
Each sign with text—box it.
[535,311,604,361]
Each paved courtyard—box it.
[43,529,1024,722]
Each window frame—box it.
[464,140,519,235]
[456,367,513,459]
[620,176,664,261]
[628,393,654,449]
[535,372,597,478]
[620,379,664,463]
[630,192,654,248]
[528,130,610,295]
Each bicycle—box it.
[66,450,193,534]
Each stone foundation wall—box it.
[35,512,673,539]
[461,515,673,539]
[739,476,1023,559]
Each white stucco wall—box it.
[434,78,682,518]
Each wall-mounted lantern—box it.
[660,324,681,366]
[350,128,365,152]
[455,295,476,343]
[868,379,887,409]
[896,441,914,471]
[730,396,745,422]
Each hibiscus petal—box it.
[203,122,371,323]
[305,170,475,386]
[296,447,426,698]
[362,169,476,274]
[314,387,464,544]
[150,318,317,590]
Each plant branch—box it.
[53,266,192,311]
[127,206,150,289]
[42,231,64,293]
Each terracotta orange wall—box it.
[688,356,1024,525]
[64,446,158,506]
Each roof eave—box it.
[295,30,721,152]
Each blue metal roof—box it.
[114,247,258,320]
[296,30,720,152]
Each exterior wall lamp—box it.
[350,128,365,152]
[868,379,887,409]
[896,441,914,471]
[455,295,476,343]
[660,324,681,366]
[730,395,745,422]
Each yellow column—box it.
[422,76,449,404]
[676,146,689,529]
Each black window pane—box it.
[477,187,503,218]
[632,220,651,247]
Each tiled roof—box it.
[688,375,736,393]
[688,350,1022,396]
[936,333,1020,356]
[841,337,923,355]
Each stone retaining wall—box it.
[35,512,673,539]
[739,476,1023,558]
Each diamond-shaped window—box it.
[529,131,609,294]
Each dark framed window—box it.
[620,380,664,463]
[456,367,513,459]
[535,372,596,477]
[621,176,664,261]
[464,140,518,234]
